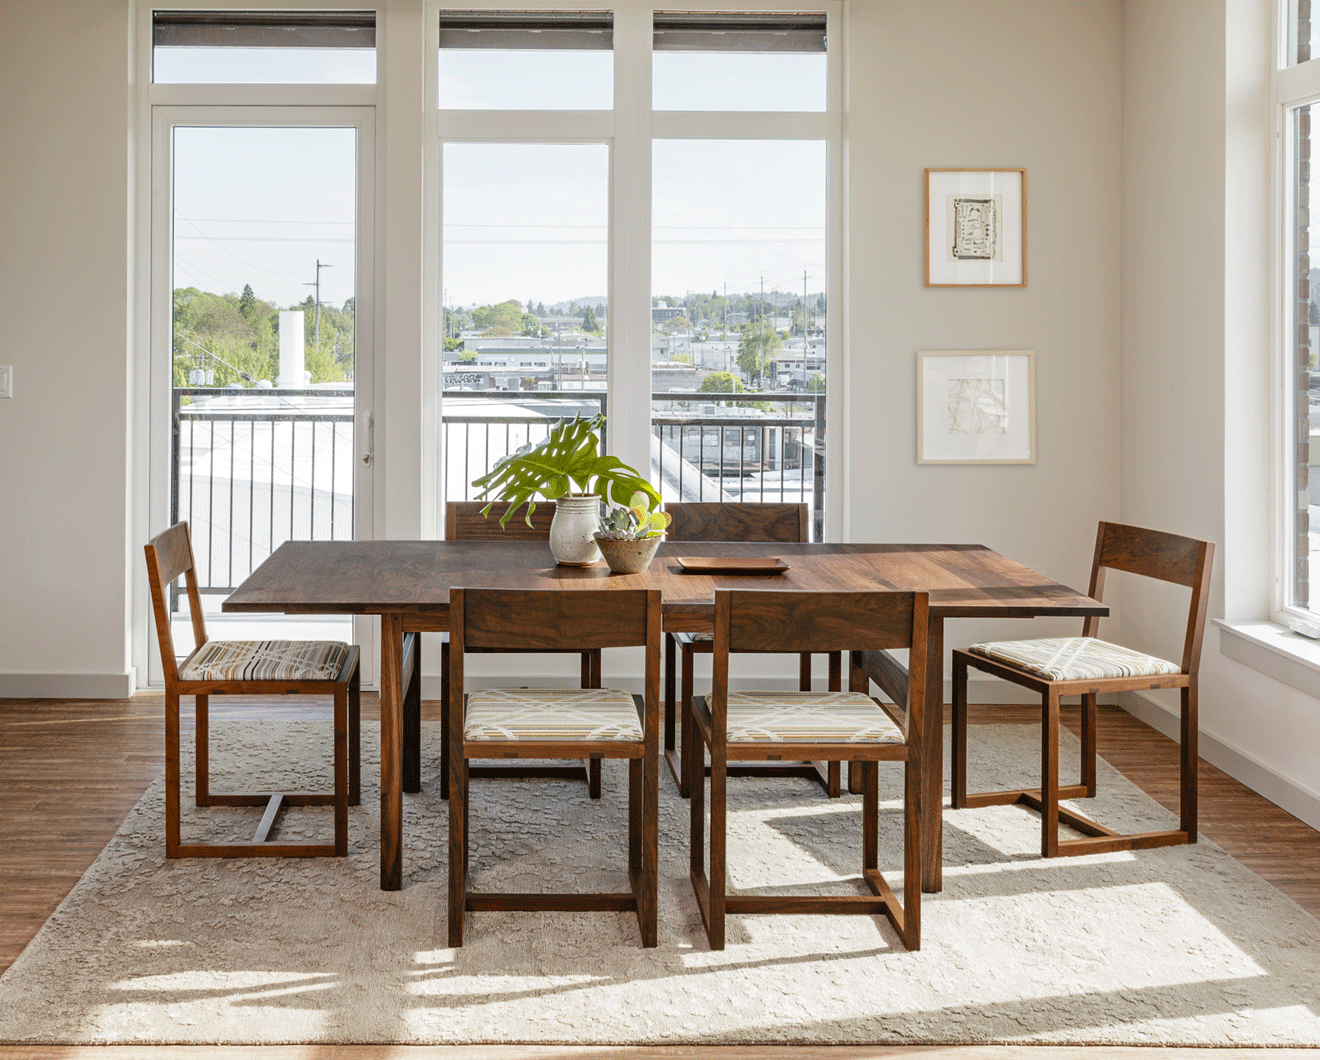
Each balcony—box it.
[171,386,824,602]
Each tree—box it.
[582,305,600,334]
[659,314,692,335]
[472,299,524,335]
[736,319,783,387]
[699,371,743,395]
[239,283,257,319]
[806,371,826,393]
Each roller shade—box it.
[153,11,376,49]
[439,10,613,51]
[652,11,825,53]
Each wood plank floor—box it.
[1,693,1318,1060]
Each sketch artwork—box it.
[950,196,998,260]
[925,170,1023,285]
[947,377,1008,434]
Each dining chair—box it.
[144,521,361,858]
[438,501,603,799]
[447,586,661,947]
[950,521,1214,858]
[664,501,844,798]
[688,589,926,951]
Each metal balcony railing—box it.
[170,385,826,605]
[442,390,825,540]
[170,386,355,608]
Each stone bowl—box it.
[593,534,663,575]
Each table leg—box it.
[380,612,404,891]
[921,614,945,893]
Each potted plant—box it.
[594,491,672,574]
[471,413,662,566]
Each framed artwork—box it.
[917,350,1036,464]
[924,168,1026,287]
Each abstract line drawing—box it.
[951,197,997,260]
[947,377,1007,434]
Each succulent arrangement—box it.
[471,412,661,528]
[595,491,672,541]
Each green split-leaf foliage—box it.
[471,413,662,528]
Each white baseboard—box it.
[1118,688,1320,833]
[0,670,137,700]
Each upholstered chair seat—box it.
[966,637,1179,683]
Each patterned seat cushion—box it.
[967,637,1181,682]
[465,688,643,742]
[724,691,904,744]
[180,640,350,682]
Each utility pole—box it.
[723,280,729,371]
[760,275,765,388]
[803,269,808,341]
[304,259,332,348]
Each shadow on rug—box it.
[1,720,1318,1046]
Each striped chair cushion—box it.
[180,640,350,682]
[724,691,904,744]
[967,637,1181,682]
[465,688,643,742]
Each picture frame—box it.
[924,169,1026,287]
[917,350,1036,464]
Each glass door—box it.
[149,110,375,683]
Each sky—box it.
[166,47,826,315]
[172,125,358,311]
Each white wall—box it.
[0,1,135,697]
[844,0,1124,656]
[1119,0,1320,828]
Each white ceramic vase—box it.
[548,494,602,566]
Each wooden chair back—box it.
[452,587,661,653]
[666,502,809,543]
[711,589,929,743]
[144,521,208,686]
[1083,521,1215,675]
[446,501,557,541]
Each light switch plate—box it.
[0,366,10,399]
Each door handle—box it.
[362,410,373,466]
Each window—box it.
[436,7,837,537]
[152,11,376,84]
[1284,101,1318,619]
[1289,0,1316,66]
[652,11,826,112]
[438,10,613,110]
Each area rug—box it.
[2,719,1319,1046]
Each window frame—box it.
[1274,5,1320,628]
[426,0,843,540]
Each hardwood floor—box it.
[1,693,1318,1060]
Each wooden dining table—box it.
[223,538,1106,894]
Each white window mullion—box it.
[438,110,615,142]
[652,111,827,140]
[608,6,653,473]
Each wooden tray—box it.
[675,556,790,575]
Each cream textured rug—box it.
[2,719,1319,1046]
